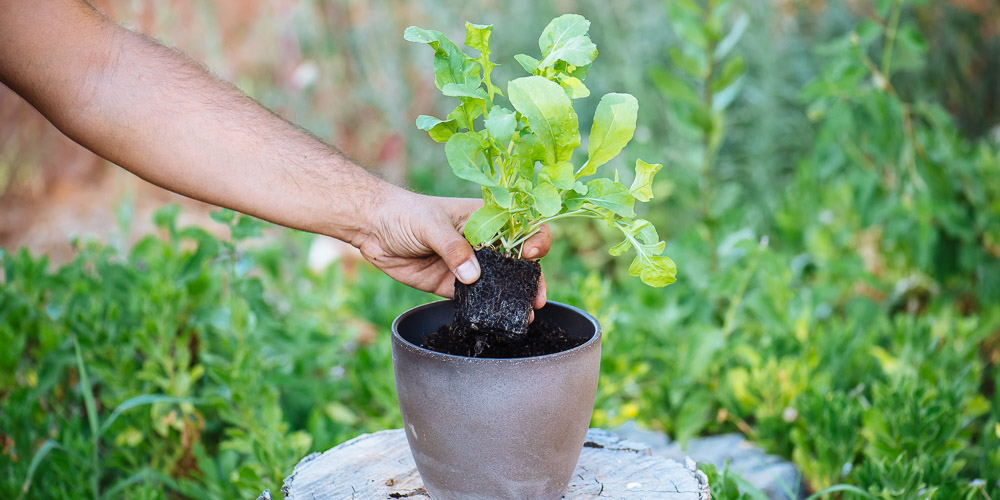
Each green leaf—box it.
[486,186,512,208]
[568,178,636,217]
[513,132,546,179]
[563,61,591,81]
[404,26,479,90]
[712,76,744,113]
[530,181,562,217]
[101,468,172,499]
[712,54,745,92]
[464,22,500,99]
[540,161,575,190]
[669,46,705,77]
[539,36,598,69]
[483,106,516,143]
[803,485,874,500]
[667,5,709,48]
[539,14,591,55]
[73,338,100,439]
[672,0,703,15]
[609,238,632,256]
[231,215,266,241]
[713,12,749,60]
[507,76,580,165]
[690,103,715,134]
[208,208,235,225]
[629,159,662,202]
[464,204,508,245]
[573,181,588,194]
[514,54,540,74]
[631,218,661,246]
[537,14,597,68]
[99,395,192,436]
[442,82,488,101]
[538,36,597,68]
[446,103,483,130]
[557,75,590,99]
[444,132,497,186]
[674,392,712,445]
[416,114,458,143]
[648,67,700,106]
[19,440,63,497]
[403,25,440,44]
[619,218,675,287]
[464,22,492,55]
[628,253,677,286]
[580,93,638,177]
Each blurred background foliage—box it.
[2,0,1000,498]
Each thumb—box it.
[427,226,480,285]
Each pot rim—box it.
[391,299,601,364]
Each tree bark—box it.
[271,428,710,499]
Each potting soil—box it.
[423,319,586,358]
[452,247,539,335]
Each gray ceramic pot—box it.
[391,300,601,500]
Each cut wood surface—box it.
[274,428,710,499]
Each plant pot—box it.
[391,300,601,500]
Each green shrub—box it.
[0,208,423,498]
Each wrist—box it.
[342,171,406,249]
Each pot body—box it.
[392,300,601,500]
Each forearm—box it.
[0,0,388,244]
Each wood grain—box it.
[275,428,710,499]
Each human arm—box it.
[0,0,549,303]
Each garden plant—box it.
[406,14,676,358]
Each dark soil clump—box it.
[423,320,586,358]
[453,247,540,335]
[427,247,582,358]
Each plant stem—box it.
[700,5,719,273]
[506,208,601,256]
[722,243,761,338]
[91,439,99,500]
[73,338,102,500]
[854,6,927,193]
[881,0,904,80]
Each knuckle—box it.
[443,239,470,262]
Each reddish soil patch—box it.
[0,87,222,264]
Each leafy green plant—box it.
[701,462,756,500]
[649,0,748,272]
[798,0,1000,305]
[790,389,864,491]
[0,206,417,499]
[406,14,676,286]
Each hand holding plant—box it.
[356,187,550,305]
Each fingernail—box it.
[455,259,480,284]
[524,247,539,259]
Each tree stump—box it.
[271,428,710,499]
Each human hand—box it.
[357,187,550,313]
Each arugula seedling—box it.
[406,14,676,286]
